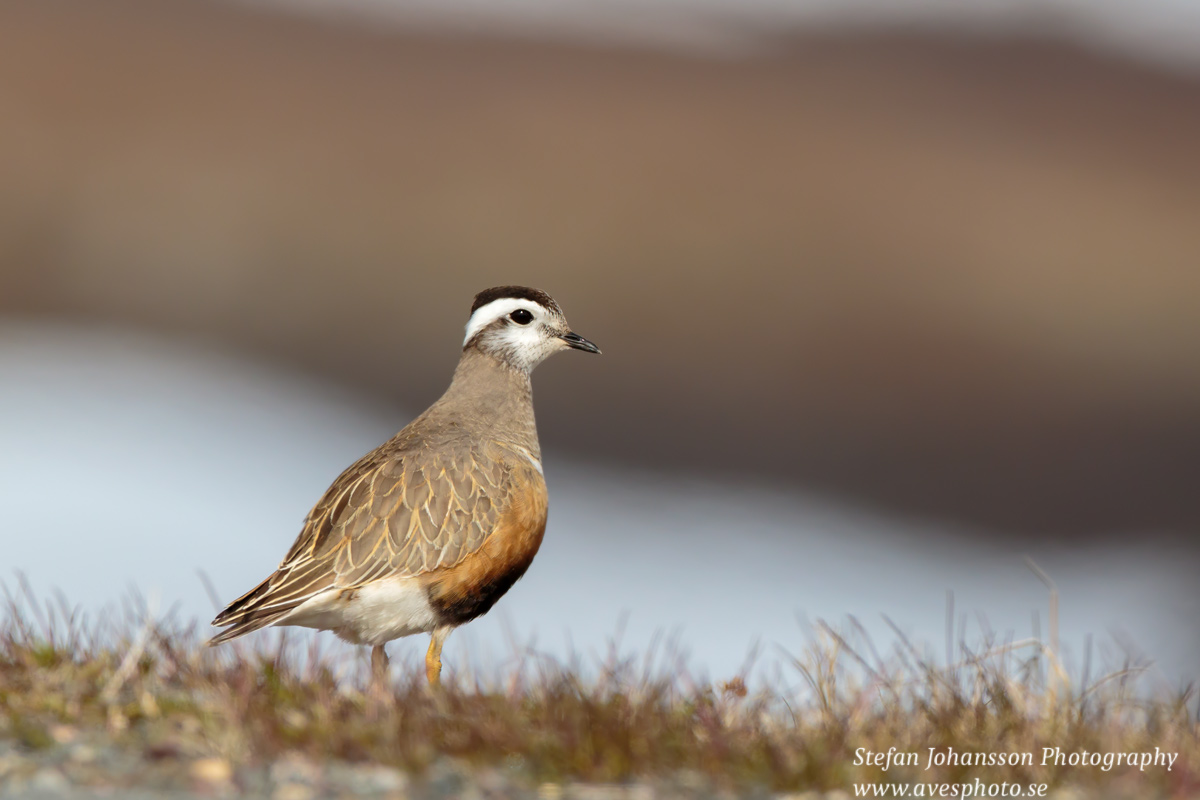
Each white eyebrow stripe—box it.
[462,298,546,346]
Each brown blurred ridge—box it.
[2,0,1199,540]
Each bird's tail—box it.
[207,576,298,646]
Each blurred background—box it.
[2,0,1198,685]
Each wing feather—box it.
[212,437,532,632]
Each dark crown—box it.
[471,286,562,316]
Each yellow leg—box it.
[425,627,449,686]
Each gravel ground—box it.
[0,738,1170,799]
[0,737,764,800]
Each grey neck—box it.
[424,346,540,454]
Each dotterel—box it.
[209,286,600,687]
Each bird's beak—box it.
[559,331,602,354]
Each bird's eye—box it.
[510,309,534,325]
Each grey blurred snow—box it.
[2,320,1195,687]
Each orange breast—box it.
[420,469,548,627]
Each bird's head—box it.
[463,286,601,372]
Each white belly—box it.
[280,576,439,646]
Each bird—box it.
[208,286,600,688]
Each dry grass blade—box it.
[0,588,1196,796]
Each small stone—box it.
[31,767,71,792]
[627,783,655,800]
[539,782,564,800]
[191,756,234,785]
[145,739,184,760]
[274,783,316,800]
[69,744,99,764]
[354,765,409,794]
[425,757,467,796]
[1047,790,1087,800]
[0,753,29,778]
[270,753,321,787]
[49,724,78,744]
[470,766,511,795]
[673,769,709,792]
[565,785,625,800]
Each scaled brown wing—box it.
[214,440,515,623]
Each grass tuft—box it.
[0,584,1196,796]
